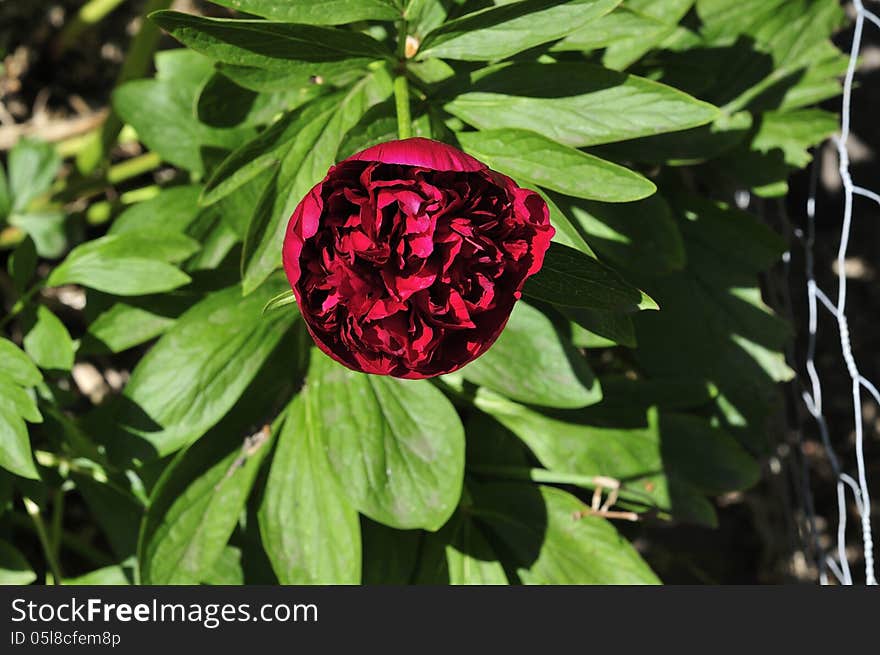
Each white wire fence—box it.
[796,0,878,585]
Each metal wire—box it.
[799,0,878,586]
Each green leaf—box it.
[554,193,686,274]
[472,483,659,584]
[82,285,209,355]
[599,0,693,70]
[0,401,39,480]
[23,306,75,371]
[0,164,10,218]
[523,242,651,312]
[361,519,421,584]
[202,546,244,585]
[630,0,695,23]
[113,50,253,174]
[632,193,794,449]
[151,12,391,72]
[43,409,109,469]
[708,145,790,198]
[592,111,753,166]
[8,210,67,259]
[207,0,401,24]
[415,510,508,584]
[538,189,596,257]
[139,422,275,585]
[110,185,202,235]
[197,165,275,241]
[466,386,748,524]
[445,63,718,147]
[566,307,637,348]
[697,0,843,71]
[778,43,848,111]
[660,413,760,494]
[668,1,845,116]
[73,474,143,560]
[751,109,838,168]
[418,0,621,61]
[217,61,368,92]
[309,353,465,530]
[552,4,667,53]
[0,377,42,423]
[262,289,296,315]
[184,213,241,270]
[259,393,361,584]
[0,338,42,387]
[0,539,36,585]
[196,73,319,129]
[84,303,176,355]
[457,129,655,203]
[63,565,131,585]
[337,104,400,160]
[696,0,787,42]
[598,375,716,411]
[202,94,341,206]
[464,409,532,470]
[130,328,305,575]
[460,301,602,408]
[242,69,392,293]
[7,138,61,212]
[336,102,435,160]
[404,0,448,38]
[48,232,199,296]
[8,235,37,294]
[118,277,298,456]
[472,392,669,508]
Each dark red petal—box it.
[282,138,556,380]
[511,187,553,276]
[282,183,324,290]
[346,137,485,173]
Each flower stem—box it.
[394,75,413,140]
[469,465,609,489]
[76,0,174,174]
[394,20,412,140]
[8,511,113,569]
[51,150,162,204]
[23,497,64,584]
[50,488,65,563]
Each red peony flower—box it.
[282,137,554,379]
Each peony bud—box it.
[282,138,554,379]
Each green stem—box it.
[469,465,609,489]
[0,281,44,331]
[471,465,659,510]
[34,449,114,485]
[86,184,161,225]
[50,488,65,562]
[52,151,162,204]
[120,184,161,204]
[23,497,64,584]
[394,20,412,140]
[9,512,114,569]
[77,0,174,173]
[56,0,127,54]
[394,75,413,139]
[107,151,162,184]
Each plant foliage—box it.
[0,0,846,585]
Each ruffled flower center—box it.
[296,160,543,376]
